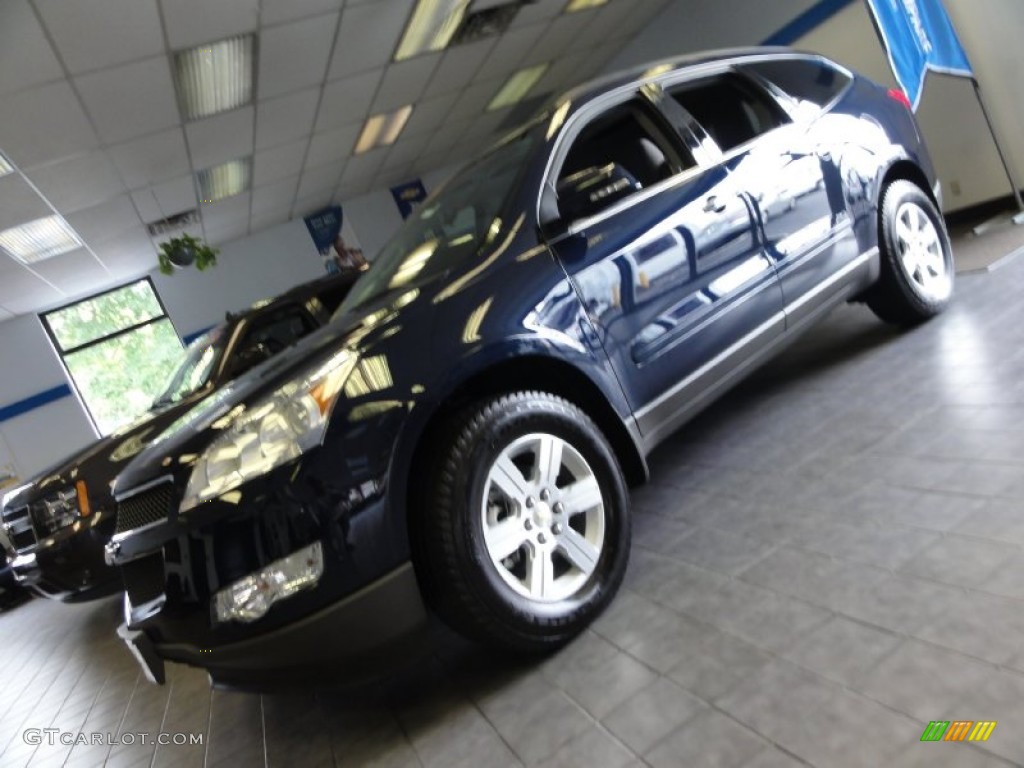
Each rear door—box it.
[542,90,784,446]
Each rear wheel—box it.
[417,391,630,653]
[866,179,954,325]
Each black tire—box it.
[866,179,954,325]
[415,391,630,653]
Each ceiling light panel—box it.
[565,0,608,11]
[0,215,83,264]
[355,106,414,154]
[174,35,254,121]
[488,63,549,110]
[197,158,252,203]
[395,0,471,61]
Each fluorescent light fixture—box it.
[0,153,12,177]
[0,215,83,264]
[197,158,251,203]
[395,0,470,61]
[173,35,253,121]
[354,106,414,154]
[565,0,608,11]
[488,63,549,111]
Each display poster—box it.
[391,180,428,220]
[304,205,367,274]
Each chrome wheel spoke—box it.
[560,475,602,516]
[535,434,563,488]
[558,526,600,576]
[485,518,528,561]
[491,455,531,505]
[894,201,949,302]
[526,547,554,599]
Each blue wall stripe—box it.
[182,325,214,345]
[762,0,856,46]
[0,384,72,425]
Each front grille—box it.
[122,554,166,606]
[116,484,175,534]
[3,506,36,552]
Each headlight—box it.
[214,541,324,623]
[181,350,358,511]
[35,488,79,534]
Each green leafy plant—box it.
[157,233,219,275]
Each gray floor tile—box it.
[644,709,770,768]
[602,677,706,754]
[782,616,902,688]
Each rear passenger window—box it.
[667,75,790,152]
[741,58,852,117]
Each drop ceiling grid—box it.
[0,0,673,318]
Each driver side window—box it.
[556,101,693,222]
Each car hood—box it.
[113,283,426,497]
[1,394,206,514]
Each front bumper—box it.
[119,562,428,689]
[9,512,120,602]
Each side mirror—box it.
[556,163,641,224]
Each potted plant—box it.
[157,234,219,275]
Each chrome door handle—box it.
[703,195,727,214]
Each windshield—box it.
[152,324,229,407]
[336,130,540,316]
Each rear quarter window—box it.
[741,58,852,118]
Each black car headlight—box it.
[181,349,358,511]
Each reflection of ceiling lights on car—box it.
[196,158,252,203]
[0,153,13,177]
[354,106,414,154]
[395,0,471,60]
[0,215,83,264]
[565,0,608,11]
[489,63,549,110]
[173,35,254,121]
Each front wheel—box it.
[417,391,630,653]
[866,179,954,325]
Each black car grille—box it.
[3,506,36,552]
[116,483,175,534]
[122,554,165,606]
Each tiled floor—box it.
[4,252,1024,767]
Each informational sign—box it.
[391,180,428,220]
[864,0,973,110]
[304,206,366,274]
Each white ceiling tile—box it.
[292,192,336,219]
[0,307,12,322]
[522,12,595,67]
[255,87,320,151]
[109,128,190,189]
[296,161,344,201]
[371,55,441,114]
[0,81,99,167]
[306,124,361,169]
[574,0,651,50]
[131,188,164,223]
[382,134,431,170]
[186,107,254,169]
[249,209,289,233]
[373,166,418,190]
[458,110,507,144]
[258,13,339,100]
[413,148,454,175]
[261,0,343,26]
[160,0,259,49]
[202,191,250,224]
[422,117,473,157]
[447,78,504,123]
[152,175,198,218]
[254,141,307,188]
[422,39,496,99]
[0,268,64,314]
[509,0,566,28]
[0,174,53,231]
[328,0,413,81]
[65,195,144,244]
[401,90,460,137]
[75,57,180,145]
[90,227,157,276]
[473,24,544,83]
[0,1,64,96]
[335,175,374,202]
[315,68,383,132]
[35,0,164,74]
[340,149,386,186]
[28,248,110,293]
[26,152,125,214]
[252,176,298,216]
[205,219,250,247]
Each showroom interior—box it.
[2,0,1024,765]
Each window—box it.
[42,279,185,435]
[668,75,790,152]
[741,58,852,118]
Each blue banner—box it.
[304,205,343,254]
[864,0,972,111]
[391,180,428,220]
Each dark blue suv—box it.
[108,49,953,688]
